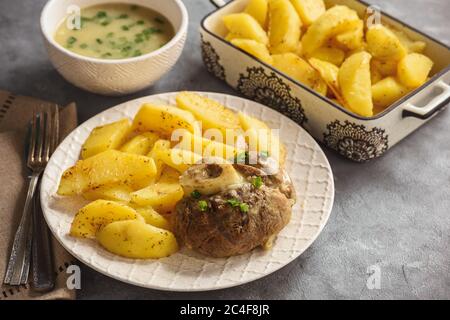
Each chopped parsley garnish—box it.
[252,176,263,189]
[96,38,103,44]
[198,200,208,212]
[96,11,107,18]
[191,190,201,199]
[67,36,77,45]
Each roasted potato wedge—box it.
[134,206,171,230]
[176,92,241,136]
[290,0,326,26]
[120,132,159,155]
[148,139,171,181]
[301,5,360,57]
[222,13,269,45]
[372,76,409,110]
[70,200,144,239]
[81,119,131,159]
[131,181,184,214]
[371,58,398,77]
[82,184,133,203]
[366,24,407,61]
[268,0,302,54]
[334,19,364,51]
[176,131,243,160]
[311,46,345,66]
[230,38,273,65]
[397,53,433,88]
[153,147,203,173]
[338,51,373,117]
[96,220,178,259]
[308,58,340,96]
[245,0,269,28]
[132,103,197,136]
[57,150,157,195]
[272,53,327,95]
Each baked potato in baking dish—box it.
[222,0,434,117]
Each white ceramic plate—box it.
[40,92,334,291]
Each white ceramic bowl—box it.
[40,0,188,96]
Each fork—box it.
[3,106,59,286]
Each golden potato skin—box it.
[301,5,360,57]
[366,24,407,61]
[268,0,302,54]
[338,51,373,117]
[96,220,178,259]
[120,132,159,155]
[222,13,269,45]
[134,206,171,230]
[131,180,184,214]
[132,103,197,136]
[290,0,326,26]
[272,53,327,95]
[245,0,269,28]
[70,200,144,239]
[82,184,133,203]
[57,150,157,196]
[372,77,409,110]
[81,119,131,159]
[176,92,241,136]
[230,39,273,65]
[311,46,346,66]
[397,53,433,88]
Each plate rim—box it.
[40,91,335,292]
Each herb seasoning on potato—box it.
[55,3,174,59]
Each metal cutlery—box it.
[4,106,59,286]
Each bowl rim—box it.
[40,0,188,64]
[200,0,450,121]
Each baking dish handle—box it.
[210,0,227,8]
[402,81,450,119]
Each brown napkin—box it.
[0,90,78,300]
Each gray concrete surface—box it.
[0,0,449,299]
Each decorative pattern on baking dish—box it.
[237,67,307,126]
[201,37,226,81]
[323,120,389,162]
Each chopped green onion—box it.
[239,203,249,213]
[252,176,263,189]
[198,200,208,212]
[191,190,201,199]
[226,198,241,207]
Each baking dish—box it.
[200,0,450,162]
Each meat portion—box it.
[174,163,296,258]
